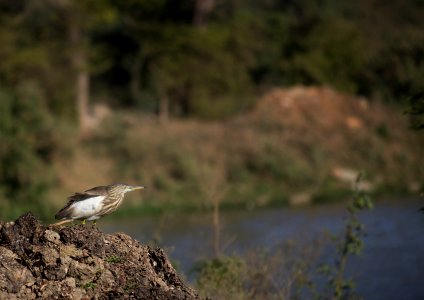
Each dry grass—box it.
[194,238,325,300]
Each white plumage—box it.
[68,195,105,221]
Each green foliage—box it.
[82,281,96,290]
[140,22,256,118]
[0,83,59,219]
[312,178,352,204]
[375,123,390,140]
[92,0,424,117]
[1,0,424,121]
[0,3,74,117]
[106,255,122,263]
[286,17,366,92]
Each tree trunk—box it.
[158,95,169,124]
[69,18,91,132]
[130,51,144,107]
[212,197,221,257]
[193,0,215,27]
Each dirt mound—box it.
[251,86,374,130]
[0,213,199,299]
[231,85,424,192]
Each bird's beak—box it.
[130,185,145,191]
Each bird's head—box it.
[111,183,145,194]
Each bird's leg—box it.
[81,219,86,225]
[51,219,73,227]
[92,220,97,226]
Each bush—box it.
[194,256,248,300]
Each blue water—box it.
[101,199,424,300]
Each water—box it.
[101,199,424,300]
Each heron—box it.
[53,183,145,226]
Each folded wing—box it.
[55,186,108,220]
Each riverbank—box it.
[1,86,422,222]
[50,87,423,217]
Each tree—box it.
[42,0,117,132]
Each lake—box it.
[101,199,424,300]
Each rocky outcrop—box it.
[0,213,199,299]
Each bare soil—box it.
[0,213,199,299]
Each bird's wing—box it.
[84,186,108,196]
[54,186,107,220]
[63,186,107,208]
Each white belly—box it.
[70,196,105,220]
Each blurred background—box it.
[1,0,424,299]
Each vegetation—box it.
[106,255,122,264]
[0,0,423,219]
[321,175,373,299]
[0,83,63,219]
[68,88,421,221]
[194,178,374,299]
[82,281,96,291]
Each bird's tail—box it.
[55,206,72,220]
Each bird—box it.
[53,183,145,226]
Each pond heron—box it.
[53,183,144,226]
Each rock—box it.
[289,192,312,206]
[331,166,374,192]
[0,213,199,299]
[43,229,60,244]
[345,116,363,130]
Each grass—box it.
[106,255,122,263]
[124,282,136,292]
[193,240,324,300]
[82,281,96,290]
